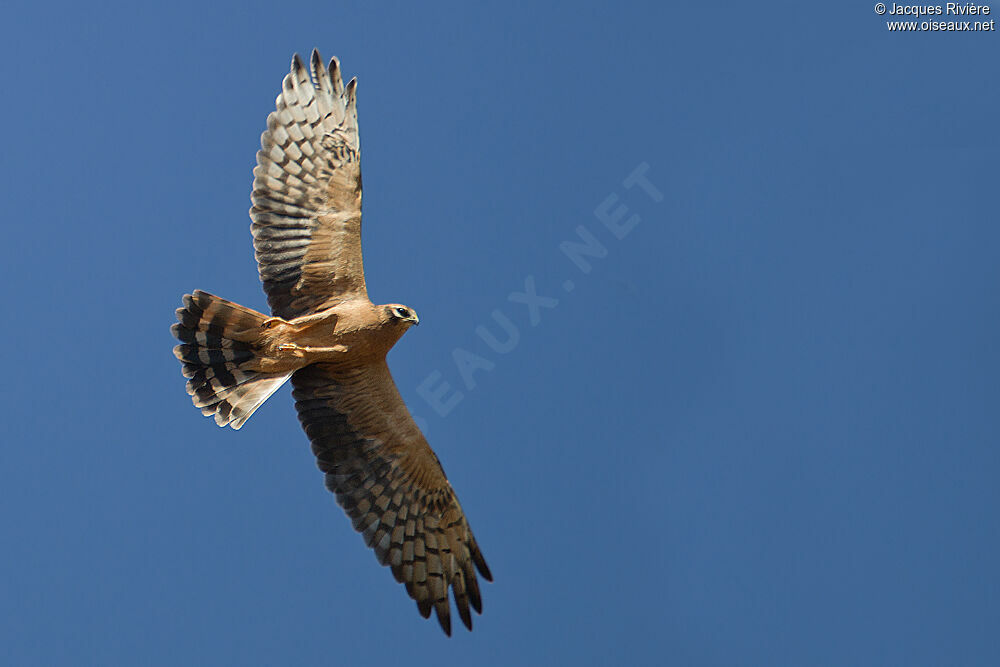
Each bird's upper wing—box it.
[291,362,492,635]
[251,50,366,319]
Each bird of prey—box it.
[170,50,491,635]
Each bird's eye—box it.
[394,307,408,318]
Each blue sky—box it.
[2,1,998,665]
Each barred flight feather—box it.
[251,51,366,319]
[292,362,492,635]
[172,290,291,429]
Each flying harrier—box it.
[171,50,491,635]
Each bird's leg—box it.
[289,310,339,327]
[264,310,339,331]
[277,343,348,354]
[275,342,306,358]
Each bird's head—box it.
[384,304,420,329]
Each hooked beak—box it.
[408,315,420,326]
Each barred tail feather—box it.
[171,290,291,429]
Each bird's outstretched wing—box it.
[251,50,366,319]
[292,362,493,635]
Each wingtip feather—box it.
[437,610,452,637]
[329,56,343,93]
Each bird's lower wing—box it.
[291,361,492,635]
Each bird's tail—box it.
[171,290,291,429]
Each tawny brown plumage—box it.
[170,50,491,635]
